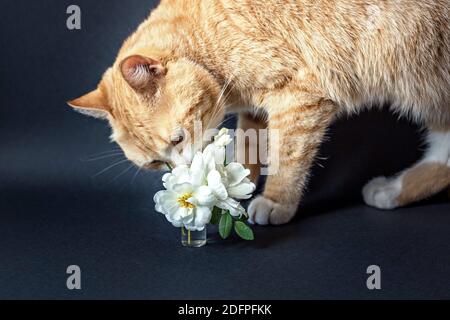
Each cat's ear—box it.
[67,88,109,119]
[120,55,166,92]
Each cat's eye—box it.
[171,135,184,146]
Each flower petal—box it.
[181,208,194,224]
[161,173,172,189]
[162,165,190,190]
[166,216,183,228]
[202,144,216,168]
[153,190,177,214]
[203,143,225,169]
[227,181,256,199]
[192,185,216,206]
[214,134,232,147]
[207,170,228,200]
[214,147,226,166]
[225,163,251,186]
[171,165,190,178]
[190,152,206,186]
[216,197,246,217]
[172,182,193,195]
[166,202,182,218]
[194,206,212,229]
[214,128,232,147]
[190,152,204,172]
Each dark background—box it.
[0,0,449,299]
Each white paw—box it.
[362,176,402,210]
[248,196,297,225]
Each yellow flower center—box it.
[177,193,195,209]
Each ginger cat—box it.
[68,0,450,225]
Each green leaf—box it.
[219,211,232,239]
[238,213,248,222]
[234,221,254,240]
[210,207,222,225]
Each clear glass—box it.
[181,226,207,247]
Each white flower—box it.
[213,128,233,147]
[154,164,215,231]
[203,143,225,170]
[201,129,256,217]
[154,127,256,229]
[207,162,255,217]
[225,164,255,199]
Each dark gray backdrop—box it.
[0,0,449,299]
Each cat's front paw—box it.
[362,176,401,209]
[247,196,297,225]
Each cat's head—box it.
[68,51,224,169]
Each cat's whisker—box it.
[253,106,268,123]
[216,80,232,106]
[215,78,231,108]
[206,97,226,132]
[108,164,135,184]
[81,153,124,162]
[205,102,221,132]
[214,81,235,124]
[84,148,122,157]
[212,106,231,128]
[205,78,233,131]
[130,166,142,185]
[211,99,230,126]
[81,149,122,160]
[92,159,129,178]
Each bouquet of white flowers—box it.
[154,128,256,246]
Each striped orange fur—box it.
[69,0,450,225]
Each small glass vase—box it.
[181,226,207,247]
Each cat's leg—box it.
[363,127,450,209]
[236,112,267,184]
[248,97,337,225]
